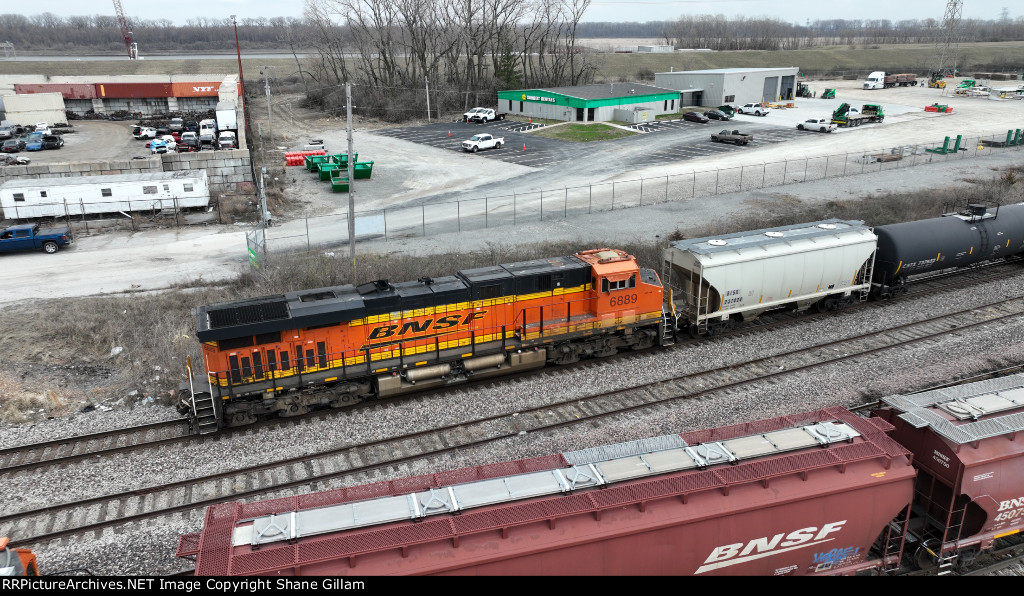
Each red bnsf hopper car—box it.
[872,374,1024,572]
[187,249,671,431]
[177,407,916,576]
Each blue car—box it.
[25,133,44,151]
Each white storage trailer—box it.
[0,170,210,219]
[662,219,877,336]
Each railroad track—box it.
[0,420,189,474]
[4,293,1023,549]
[5,259,1019,479]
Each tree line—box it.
[2,12,1023,54]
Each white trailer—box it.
[215,100,237,132]
[662,219,877,336]
[0,170,210,219]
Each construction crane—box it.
[112,0,138,59]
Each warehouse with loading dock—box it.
[496,83,682,123]
[654,67,800,107]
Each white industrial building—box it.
[0,91,67,127]
[0,170,210,219]
[654,67,800,107]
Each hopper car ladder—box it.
[858,255,875,302]
[879,504,911,573]
[936,504,968,575]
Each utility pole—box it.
[346,82,356,282]
[425,77,431,123]
[261,66,273,145]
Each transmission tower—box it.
[112,0,138,59]
[932,0,963,77]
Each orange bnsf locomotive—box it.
[186,249,672,431]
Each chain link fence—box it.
[263,131,1024,254]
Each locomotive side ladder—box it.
[660,293,676,346]
[185,357,221,434]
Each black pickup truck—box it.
[0,223,73,254]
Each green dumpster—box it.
[303,155,327,172]
[330,169,350,192]
[318,163,341,181]
[353,160,374,180]
[331,152,358,167]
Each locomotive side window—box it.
[603,274,637,292]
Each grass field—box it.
[531,122,637,142]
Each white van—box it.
[217,131,237,149]
[198,119,217,144]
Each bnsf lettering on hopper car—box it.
[366,311,488,340]
[998,496,1024,511]
[696,521,847,574]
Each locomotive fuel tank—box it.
[873,203,1024,283]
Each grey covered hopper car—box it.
[663,219,878,336]
[873,203,1024,293]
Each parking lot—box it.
[376,115,809,171]
[0,120,237,166]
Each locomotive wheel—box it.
[552,342,579,365]
[631,331,656,351]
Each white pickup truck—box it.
[462,133,504,152]
[463,108,507,123]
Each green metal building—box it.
[497,83,682,123]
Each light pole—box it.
[231,16,246,94]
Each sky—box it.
[7,0,1019,25]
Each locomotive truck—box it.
[178,372,1024,575]
[182,202,1024,433]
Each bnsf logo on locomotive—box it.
[367,311,488,340]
